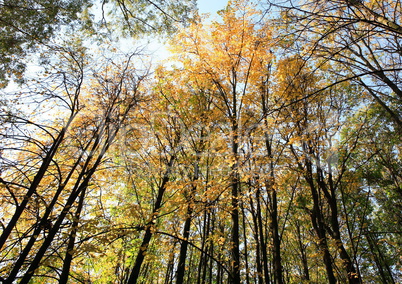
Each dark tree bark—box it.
[261,74,284,284]
[5,135,90,283]
[127,155,176,284]
[295,222,310,281]
[0,125,69,251]
[230,123,241,284]
[59,186,87,284]
[176,163,199,283]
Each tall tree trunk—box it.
[16,116,123,283]
[248,183,264,284]
[176,159,200,284]
[295,222,310,281]
[176,211,192,284]
[207,236,214,284]
[264,125,283,283]
[319,167,360,283]
[305,156,336,284]
[164,243,176,284]
[241,199,250,284]
[7,138,102,284]
[186,242,194,283]
[0,124,70,250]
[18,177,91,284]
[230,121,241,284]
[261,79,283,284]
[59,186,86,284]
[5,135,91,283]
[257,189,270,284]
[365,231,396,284]
[305,168,336,284]
[197,209,210,284]
[270,188,283,284]
[127,155,175,284]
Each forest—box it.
[0,0,401,283]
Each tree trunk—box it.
[241,199,250,284]
[270,188,283,284]
[59,186,86,284]
[300,148,336,284]
[176,206,193,284]
[295,222,310,281]
[248,184,264,284]
[127,155,175,284]
[230,120,241,284]
[0,126,69,250]
[176,159,200,284]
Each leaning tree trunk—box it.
[127,155,175,284]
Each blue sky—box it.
[198,0,229,14]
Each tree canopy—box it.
[0,0,400,283]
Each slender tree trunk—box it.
[17,115,126,283]
[5,135,92,283]
[230,182,240,284]
[176,159,200,284]
[176,206,193,284]
[306,172,336,284]
[0,125,70,250]
[201,245,208,284]
[128,210,160,282]
[7,138,100,283]
[248,184,264,284]
[207,237,214,284]
[241,199,250,284]
[18,177,91,284]
[230,121,241,284]
[186,243,194,283]
[59,186,86,284]
[208,209,217,284]
[290,131,336,284]
[6,184,66,282]
[261,81,282,284]
[270,188,283,284]
[295,222,310,281]
[127,155,175,284]
[217,223,225,284]
[294,142,336,284]
[257,187,270,283]
[321,168,360,284]
[264,129,283,284]
[197,209,210,284]
[165,243,176,284]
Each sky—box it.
[198,0,229,14]
[14,0,232,80]
[144,0,230,62]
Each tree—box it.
[170,1,273,281]
[266,1,402,281]
[1,0,400,282]
[267,0,402,129]
[104,0,197,37]
[125,109,181,283]
[341,101,402,282]
[0,0,197,88]
[0,0,198,279]
[0,0,92,86]
[0,43,145,282]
